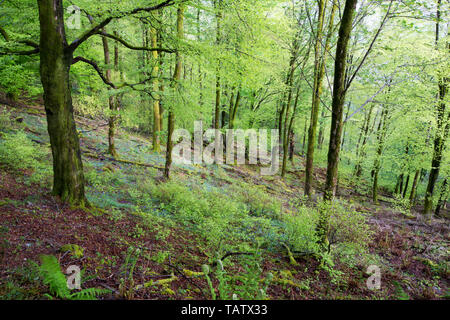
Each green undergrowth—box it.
[0,108,384,299]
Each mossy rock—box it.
[60,244,84,259]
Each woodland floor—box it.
[0,97,449,300]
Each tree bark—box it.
[372,106,388,203]
[101,28,118,158]
[323,0,358,200]
[409,170,420,205]
[282,86,300,176]
[402,173,410,199]
[214,0,222,129]
[423,0,449,215]
[151,26,161,152]
[435,178,448,217]
[38,0,86,205]
[354,103,374,177]
[164,3,184,179]
[305,0,336,196]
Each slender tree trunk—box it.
[372,106,388,203]
[305,0,336,196]
[394,173,403,194]
[340,101,351,152]
[323,0,358,200]
[158,26,165,132]
[38,0,86,205]
[229,90,241,129]
[110,31,122,157]
[402,173,410,199]
[151,26,161,152]
[302,117,307,155]
[280,56,298,177]
[399,173,404,195]
[214,0,222,129]
[164,3,184,179]
[197,8,203,108]
[318,0,358,252]
[289,131,295,162]
[282,86,300,177]
[101,27,118,158]
[317,108,326,149]
[354,103,374,177]
[409,170,420,205]
[435,178,448,217]
[423,0,449,215]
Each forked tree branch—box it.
[67,0,177,52]
[0,26,39,55]
[96,31,175,53]
[72,56,169,95]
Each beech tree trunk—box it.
[164,4,184,179]
[372,106,389,203]
[38,0,86,205]
[435,178,448,217]
[214,0,222,129]
[151,26,161,152]
[423,0,449,215]
[409,170,420,205]
[323,0,358,200]
[304,0,327,196]
[317,0,357,252]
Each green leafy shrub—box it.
[0,108,13,131]
[392,194,412,215]
[150,178,246,248]
[0,131,43,170]
[0,130,51,186]
[232,183,282,219]
[282,207,320,254]
[202,254,271,300]
[327,201,374,267]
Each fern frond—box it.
[70,288,111,300]
[39,255,71,299]
[38,254,111,300]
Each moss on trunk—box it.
[38,0,87,205]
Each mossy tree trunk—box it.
[435,178,448,217]
[402,173,410,199]
[101,27,119,158]
[214,0,222,129]
[354,104,374,177]
[323,0,358,200]
[423,0,449,216]
[38,0,87,205]
[318,0,358,251]
[229,90,240,129]
[409,170,420,205]
[372,106,389,203]
[164,4,184,179]
[282,86,300,177]
[305,0,336,196]
[151,26,161,153]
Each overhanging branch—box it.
[72,56,168,97]
[97,31,175,53]
[67,0,176,52]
